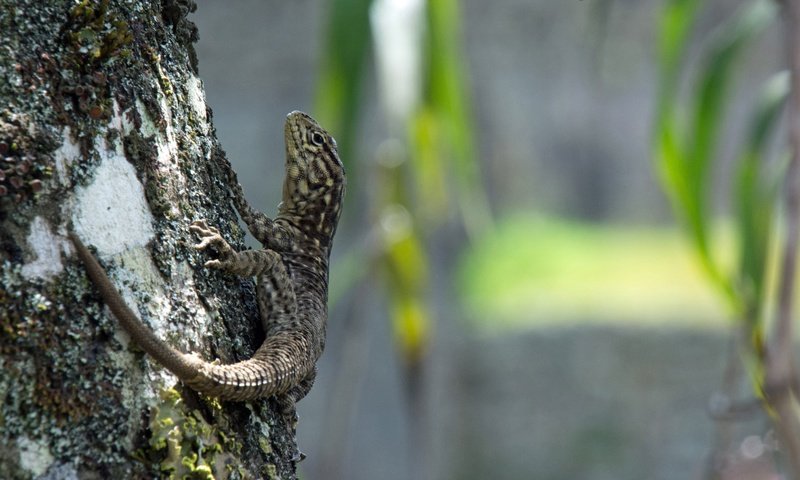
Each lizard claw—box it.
[189,219,220,235]
[190,220,225,251]
[190,220,220,239]
[194,236,218,251]
[190,220,234,268]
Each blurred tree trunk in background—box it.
[765,0,800,477]
[0,1,301,478]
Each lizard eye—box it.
[310,131,325,146]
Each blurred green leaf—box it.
[316,0,375,315]
[390,295,429,365]
[654,0,776,310]
[315,0,373,171]
[656,0,701,107]
[408,107,448,219]
[320,0,491,365]
[735,71,788,326]
[657,0,701,70]
[687,0,776,189]
[653,0,708,292]
[424,0,491,236]
[383,214,431,362]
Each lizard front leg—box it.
[190,219,297,322]
[190,219,281,277]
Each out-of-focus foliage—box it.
[315,0,373,170]
[653,0,784,362]
[735,71,788,327]
[416,0,491,236]
[316,0,490,364]
[654,0,779,312]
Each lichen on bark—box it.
[0,1,300,478]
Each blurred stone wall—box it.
[429,326,769,480]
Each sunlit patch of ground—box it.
[457,214,736,331]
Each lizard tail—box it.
[69,232,312,401]
[185,335,310,401]
[69,232,206,382]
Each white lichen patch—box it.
[102,249,174,407]
[68,122,212,403]
[135,98,160,138]
[114,248,174,332]
[101,249,209,405]
[72,137,155,256]
[21,216,68,280]
[53,127,80,185]
[157,95,178,159]
[17,435,55,477]
[186,75,207,123]
[156,126,176,168]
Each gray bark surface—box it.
[0,1,300,478]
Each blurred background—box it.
[194,1,789,478]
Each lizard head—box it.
[281,111,346,240]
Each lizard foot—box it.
[190,219,235,270]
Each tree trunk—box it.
[0,1,300,478]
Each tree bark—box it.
[0,1,300,478]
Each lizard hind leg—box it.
[275,367,317,417]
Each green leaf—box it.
[653,0,777,308]
[687,0,776,187]
[655,0,701,127]
[315,0,374,173]
[735,71,788,324]
[408,108,449,219]
[382,214,431,363]
[424,0,492,236]
[686,0,776,278]
[657,0,702,72]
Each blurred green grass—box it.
[457,215,732,331]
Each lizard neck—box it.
[278,181,345,252]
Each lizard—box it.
[69,110,345,408]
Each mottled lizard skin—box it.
[70,111,345,405]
